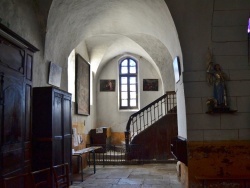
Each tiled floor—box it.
[72,163,184,188]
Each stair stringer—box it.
[129,113,178,160]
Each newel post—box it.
[125,130,130,151]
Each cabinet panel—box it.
[63,97,71,135]
[2,144,23,175]
[26,54,33,81]
[53,138,63,166]
[32,140,52,170]
[53,93,63,137]
[64,137,72,165]
[0,36,25,74]
[24,141,31,171]
[2,73,24,145]
[0,69,25,179]
[25,85,32,141]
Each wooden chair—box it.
[52,163,70,188]
[31,167,52,188]
[3,173,32,188]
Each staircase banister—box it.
[125,91,176,153]
[125,116,133,132]
[125,92,172,132]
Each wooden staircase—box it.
[88,92,178,165]
[125,91,178,161]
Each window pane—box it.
[130,92,136,99]
[121,92,128,99]
[121,100,128,107]
[130,85,136,91]
[130,59,136,66]
[130,67,136,73]
[121,77,127,84]
[121,85,127,91]
[130,99,136,107]
[121,59,128,66]
[130,77,136,84]
[121,67,128,74]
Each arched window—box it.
[119,58,138,109]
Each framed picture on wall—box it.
[143,79,158,91]
[75,54,90,116]
[48,62,62,88]
[100,80,116,91]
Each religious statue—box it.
[206,49,229,110]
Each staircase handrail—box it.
[125,91,176,148]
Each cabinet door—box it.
[53,91,63,165]
[63,95,72,166]
[0,68,25,177]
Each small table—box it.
[72,146,102,182]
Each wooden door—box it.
[53,89,72,167]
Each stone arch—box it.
[45,0,186,136]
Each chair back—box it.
[31,167,52,188]
[52,163,70,188]
[3,173,32,188]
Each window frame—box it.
[119,57,138,110]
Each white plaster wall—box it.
[96,55,163,132]
[75,41,90,63]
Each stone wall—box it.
[166,0,250,187]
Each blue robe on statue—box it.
[213,79,226,106]
[207,63,228,107]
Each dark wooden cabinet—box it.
[89,127,111,152]
[0,23,38,187]
[32,87,72,174]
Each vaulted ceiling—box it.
[42,0,181,90]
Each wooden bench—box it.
[72,146,103,182]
